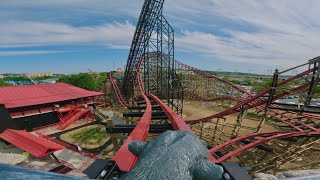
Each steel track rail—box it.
[112,94,152,172]
[146,93,218,163]
[185,83,315,132]
[171,54,320,122]
[209,131,320,163]
[135,52,319,131]
[108,72,128,107]
[186,82,311,123]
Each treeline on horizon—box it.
[205,71,293,78]
[1,71,318,96]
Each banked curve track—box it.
[109,53,320,174]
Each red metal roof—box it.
[0,129,63,158]
[0,83,103,109]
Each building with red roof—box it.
[0,83,104,133]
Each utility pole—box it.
[234,69,238,78]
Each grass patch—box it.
[217,104,231,109]
[246,112,262,119]
[246,112,278,123]
[72,127,108,145]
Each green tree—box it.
[229,79,241,84]
[33,76,57,81]
[253,78,293,94]
[314,85,320,98]
[58,75,72,84]
[253,79,273,93]
[0,79,11,86]
[97,72,107,89]
[244,78,253,85]
[58,73,101,91]
[4,76,30,82]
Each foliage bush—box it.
[58,72,105,91]
[0,79,11,86]
[72,127,108,145]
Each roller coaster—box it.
[106,0,320,178]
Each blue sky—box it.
[0,0,319,74]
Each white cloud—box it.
[0,0,143,20]
[170,0,320,69]
[0,50,64,56]
[0,21,135,48]
[175,29,320,68]
[1,0,320,70]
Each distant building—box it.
[2,73,53,78]
[0,74,4,79]
[38,78,59,84]
[5,80,33,86]
[26,73,53,78]
[2,73,21,77]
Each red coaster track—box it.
[107,0,320,174]
[108,54,320,173]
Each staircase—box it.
[57,107,91,130]
[93,109,108,121]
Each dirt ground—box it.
[182,100,320,172]
[182,100,278,135]
[60,125,111,149]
